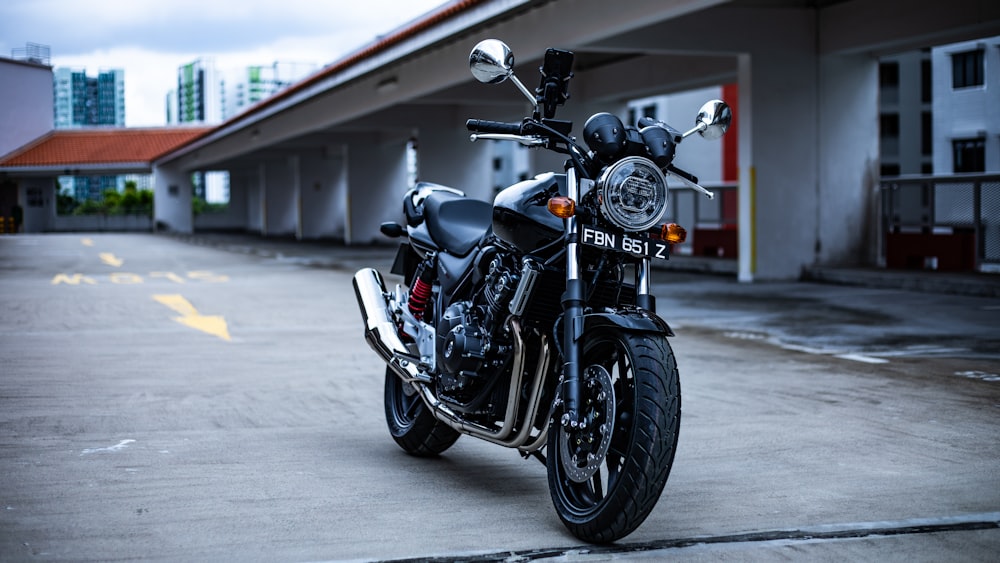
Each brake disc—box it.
[559,365,615,483]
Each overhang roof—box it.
[0,127,211,174]
[0,127,213,166]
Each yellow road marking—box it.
[51,273,97,285]
[153,294,231,341]
[99,253,124,267]
[81,238,94,246]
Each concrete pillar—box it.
[817,54,880,267]
[153,163,193,233]
[298,147,347,240]
[345,133,409,244]
[737,42,878,281]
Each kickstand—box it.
[521,448,546,465]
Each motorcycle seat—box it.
[423,191,492,257]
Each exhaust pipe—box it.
[352,268,423,381]
[354,268,551,451]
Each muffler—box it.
[352,268,423,381]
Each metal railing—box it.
[880,173,1000,272]
[662,181,738,257]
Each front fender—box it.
[584,308,674,337]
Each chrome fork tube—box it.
[560,166,585,426]
[636,257,656,312]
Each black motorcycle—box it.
[353,39,731,543]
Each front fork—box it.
[559,166,656,428]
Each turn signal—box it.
[661,223,687,244]
[547,196,576,218]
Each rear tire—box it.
[547,330,680,543]
[384,367,460,456]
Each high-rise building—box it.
[171,58,221,125]
[221,61,316,120]
[53,67,124,128]
[52,66,125,201]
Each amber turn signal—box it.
[662,223,687,244]
[547,196,576,218]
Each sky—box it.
[0,0,448,127]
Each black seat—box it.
[423,192,492,256]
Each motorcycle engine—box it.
[435,254,519,402]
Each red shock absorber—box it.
[408,263,433,321]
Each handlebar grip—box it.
[466,119,522,135]
[637,116,659,128]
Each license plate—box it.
[581,225,669,260]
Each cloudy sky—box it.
[0,0,447,126]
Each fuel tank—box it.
[492,172,565,254]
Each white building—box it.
[169,58,222,125]
[932,36,1000,174]
[0,55,54,231]
[221,61,317,120]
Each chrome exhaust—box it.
[352,268,424,382]
[354,268,550,451]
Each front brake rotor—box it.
[559,365,615,483]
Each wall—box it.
[298,149,346,239]
[346,134,409,243]
[0,58,53,158]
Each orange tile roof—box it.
[0,127,212,167]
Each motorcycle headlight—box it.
[596,156,668,231]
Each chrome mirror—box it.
[470,39,514,84]
[688,99,732,140]
[469,39,538,108]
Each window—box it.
[881,163,901,176]
[951,49,984,89]
[880,113,900,138]
[921,112,932,156]
[952,138,985,173]
[879,62,899,88]
[920,58,932,103]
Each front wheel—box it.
[384,367,460,456]
[547,330,680,543]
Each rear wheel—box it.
[547,330,680,543]
[384,367,460,456]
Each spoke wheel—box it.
[547,330,680,543]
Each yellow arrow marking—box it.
[153,294,231,341]
[81,238,94,247]
[99,253,124,267]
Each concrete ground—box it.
[0,232,997,562]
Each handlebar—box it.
[466,119,522,135]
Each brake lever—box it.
[469,134,546,147]
[666,165,714,199]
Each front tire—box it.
[384,367,460,456]
[547,330,680,543]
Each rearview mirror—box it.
[693,100,732,140]
[470,39,514,84]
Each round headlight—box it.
[596,157,668,231]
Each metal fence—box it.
[880,173,1000,273]
[662,182,739,258]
